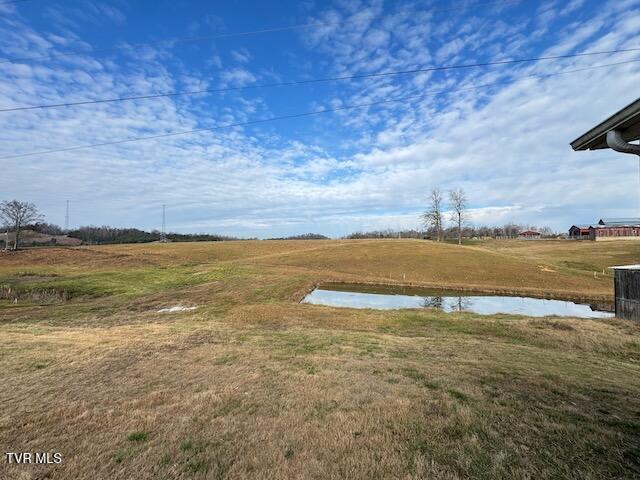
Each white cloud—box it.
[0,0,639,238]
[231,48,252,64]
[219,68,256,87]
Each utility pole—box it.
[64,200,69,231]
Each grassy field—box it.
[1,239,640,479]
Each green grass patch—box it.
[127,431,149,442]
[0,265,246,300]
[184,458,209,473]
[307,400,340,421]
[446,389,470,402]
[302,362,318,375]
[212,354,238,366]
[561,261,601,272]
[179,439,209,454]
[400,367,440,390]
[391,311,531,345]
[284,446,294,459]
[113,447,134,463]
[30,361,50,370]
[351,335,383,356]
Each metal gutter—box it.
[571,97,640,151]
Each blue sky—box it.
[1,0,640,237]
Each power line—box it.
[1,58,637,161]
[3,47,640,113]
[0,24,318,66]
[0,0,521,65]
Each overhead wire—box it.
[0,0,523,64]
[3,47,640,113]
[1,58,638,160]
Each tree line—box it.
[0,200,238,250]
[344,224,556,240]
[67,226,238,245]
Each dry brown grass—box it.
[477,238,640,273]
[1,239,639,479]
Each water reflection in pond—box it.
[302,285,614,319]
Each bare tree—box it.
[0,200,43,250]
[448,189,467,245]
[421,188,444,241]
[538,226,554,237]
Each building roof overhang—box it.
[571,97,640,151]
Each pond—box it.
[302,284,614,318]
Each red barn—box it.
[569,225,592,239]
[569,219,640,240]
[592,218,640,240]
[518,230,541,239]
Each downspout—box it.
[606,129,640,155]
[607,130,640,214]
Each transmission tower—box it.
[64,200,69,231]
[160,204,167,242]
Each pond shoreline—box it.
[297,280,614,307]
[301,282,614,317]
